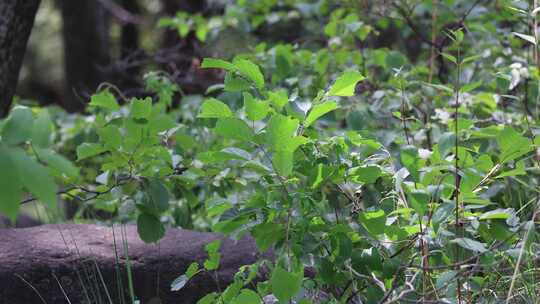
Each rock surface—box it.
[0,213,41,228]
[0,224,266,304]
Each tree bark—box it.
[0,0,41,118]
[120,0,140,57]
[59,0,110,112]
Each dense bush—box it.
[2,0,540,303]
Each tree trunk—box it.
[115,0,141,90]
[59,0,110,112]
[120,0,140,57]
[0,0,41,118]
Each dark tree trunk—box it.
[120,0,140,57]
[0,0,41,118]
[59,0,110,112]
[115,0,142,90]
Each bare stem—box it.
[454,41,463,304]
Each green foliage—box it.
[5,1,540,302]
[327,70,365,97]
[159,12,209,42]
[0,107,77,221]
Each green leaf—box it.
[145,178,169,213]
[451,237,487,253]
[206,199,232,218]
[346,132,382,150]
[205,239,221,254]
[201,58,236,71]
[231,289,261,304]
[497,127,531,163]
[197,293,218,304]
[305,101,338,127]
[175,131,197,150]
[436,271,457,290]
[385,51,407,68]
[270,266,303,302]
[400,146,422,181]
[224,74,251,92]
[130,97,153,119]
[266,114,307,176]
[137,213,165,243]
[198,98,233,118]
[186,262,200,278]
[31,109,54,148]
[215,118,254,141]
[441,52,457,64]
[244,92,269,121]
[358,209,386,236]
[149,114,176,133]
[1,106,34,145]
[98,125,122,149]
[424,82,454,94]
[479,208,515,220]
[438,132,456,158]
[170,261,200,292]
[328,70,365,97]
[496,160,526,178]
[35,148,79,180]
[309,163,333,189]
[0,145,22,221]
[350,166,381,184]
[272,150,295,177]
[76,143,107,161]
[11,149,57,209]
[332,232,353,263]
[195,22,208,41]
[252,222,284,252]
[203,239,222,270]
[268,90,289,110]
[222,280,243,302]
[233,58,265,89]
[432,202,454,233]
[407,190,430,217]
[265,114,299,151]
[89,91,120,111]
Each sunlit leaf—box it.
[198,98,233,118]
[328,70,365,97]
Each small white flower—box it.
[192,159,204,169]
[418,148,433,160]
[509,62,529,90]
[509,68,521,90]
[493,94,501,104]
[414,129,427,142]
[171,154,182,168]
[509,62,522,69]
[494,57,505,67]
[450,92,473,107]
[263,295,278,304]
[328,37,342,47]
[434,108,451,124]
[520,66,530,78]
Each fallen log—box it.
[0,224,266,304]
